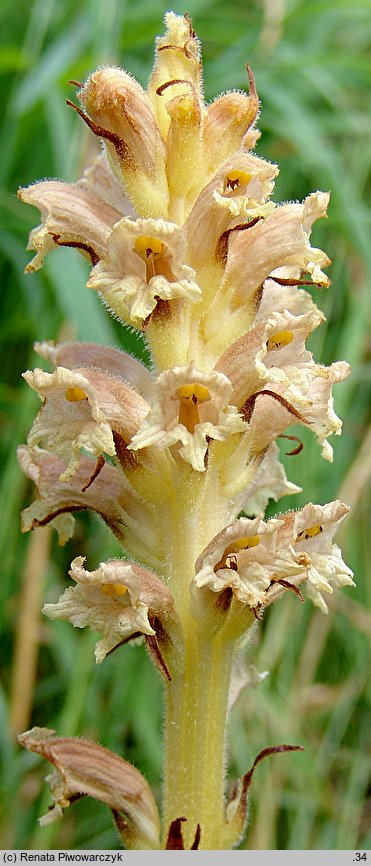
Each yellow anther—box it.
[214,535,260,573]
[235,535,260,550]
[134,236,165,260]
[225,535,260,556]
[224,170,252,193]
[266,330,294,351]
[296,524,323,542]
[134,236,166,282]
[65,387,88,402]
[178,382,211,403]
[173,383,211,433]
[101,583,128,597]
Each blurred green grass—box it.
[0,0,370,850]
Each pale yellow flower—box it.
[23,365,148,480]
[17,445,161,570]
[217,307,350,460]
[193,515,305,607]
[193,501,353,613]
[128,363,247,471]
[87,216,201,326]
[18,171,126,273]
[43,555,175,663]
[200,192,331,364]
[276,500,354,611]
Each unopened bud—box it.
[77,67,169,218]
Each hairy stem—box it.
[162,620,235,849]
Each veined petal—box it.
[215,305,349,460]
[256,267,319,321]
[254,309,325,396]
[87,216,201,326]
[18,728,161,849]
[242,441,301,515]
[43,555,175,663]
[298,360,350,461]
[128,364,246,472]
[186,152,278,272]
[235,379,340,465]
[242,359,348,463]
[17,446,160,567]
[241,390,307,458]
[193,502,352,613]
[202,192,330,352]
[78,152,136,215]
[18,446,75,545]
[23,366,149,479]
[35,339,153,400]
[77,66,169,218]
[217,308,324,408]
[19,180,122,272]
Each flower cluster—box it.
[18,12,353,850]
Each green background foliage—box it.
[0,0,370,850]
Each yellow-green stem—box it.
[162,619,235,849]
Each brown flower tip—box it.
[77,67,169,218]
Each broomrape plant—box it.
[17,12,354,850]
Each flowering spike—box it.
[18,11,353,850]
